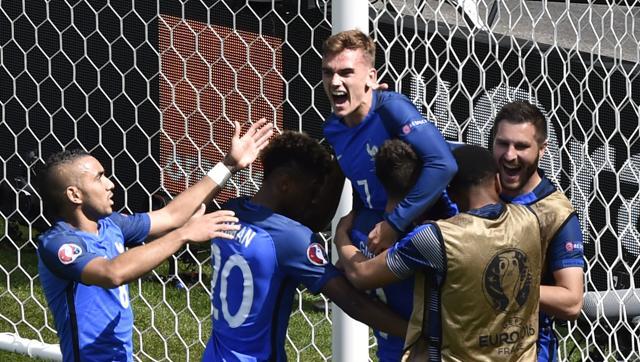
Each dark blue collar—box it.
[466,202,505,219]
[501,171,557,205]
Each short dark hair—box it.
[261,131,332,183]
[36,149,89,215]
[449,145,498,192]
[491,101,547,144]
[322,29,376,67]
[375,139,421,200]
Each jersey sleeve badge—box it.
[306,242,328,266]
[57,243,83,265]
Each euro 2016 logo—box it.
[482,249,532,313]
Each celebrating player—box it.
[202,131,408,362]
[322,29,457,252]
[321,29,457,360]
[36,120,273,362]
[491,101,584,362]
[335,141,543,361]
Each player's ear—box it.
[65,186,82,205]
[538,139,548,159]
[366,67,378,89]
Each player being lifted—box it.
[336,141,543,361]
[36,120,272,362]
[491,101,584,362]
[321,29,457,361]
[202,131,408,362]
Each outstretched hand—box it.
[224,118,274,172]
[180,204,240,243]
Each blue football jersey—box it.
[351,208,414,362]
[202,197,340,362]
[38,213,150,362]
[504,176,584,362]
[323,90,457,232]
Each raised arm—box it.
[81,205,239,288]
[148,119,272,236]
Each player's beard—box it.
[503,153,540,194]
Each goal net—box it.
[1,0,639,360]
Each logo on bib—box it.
[482,248,532,313]
[58,243,83,265]
[307,243,328,266]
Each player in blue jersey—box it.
[36,120,273,362]
[491,101,584,362]
[321,29,457,253]
[320,29,457,360]
[202,131,408,362]
[335,142,543,361]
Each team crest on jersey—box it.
[306,243,328,266]
[57,243,82,265]
[366,143,378,160]
[482,248,532,313]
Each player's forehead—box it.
[493,121,538,143]
[322,48,369,68]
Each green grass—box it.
[0,236,336,361]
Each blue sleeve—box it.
[385,224,445,279]
[275,229,341,294]
[108,212,151,247]
[377,96,458,232]
[547,214,585,271]
[39,234,101,282]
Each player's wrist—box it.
[221,154,240,174]
[207,162,232,186]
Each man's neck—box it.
[251,188,279,214]
[64,210,100,234]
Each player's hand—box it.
[180,204,240,242]
[223,118,274,172]
[371,82,389,91]
[367,220,398,255]
[334,211,355,248]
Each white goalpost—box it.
[1,0,640,361]
[329,1,371,360]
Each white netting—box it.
[1,0,639,360]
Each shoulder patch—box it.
[306,242,328,266]
[57,243,83,265]
[402,118,431,135]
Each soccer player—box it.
[491,101,584,362]
[202,131,408,362]
[321,29,457,253]
[321,29,457,360]
[335,141,543,361]
[36,120,273,362]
